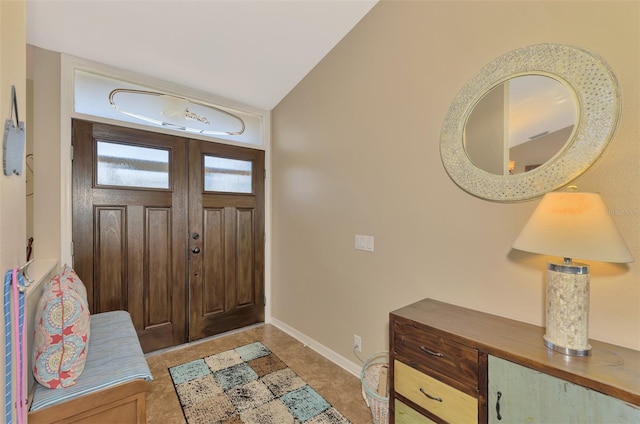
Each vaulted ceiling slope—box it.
[26,0,378,110]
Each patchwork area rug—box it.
[169,341,352,424]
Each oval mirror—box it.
[440,44,620,202]
[464,75,577,176]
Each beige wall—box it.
[1,0,26,419]
[271,0,640,366]
[1,1,26,268]
[30,46,62,262]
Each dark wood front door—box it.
[72,120,264,352]
[188,141,265,339]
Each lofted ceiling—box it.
[26,0,378,110]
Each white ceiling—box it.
[26,0,378,110]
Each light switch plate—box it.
[355,235,374,252]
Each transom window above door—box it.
[74,70,264,146]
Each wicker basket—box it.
[360,351,389,424]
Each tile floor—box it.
[145,324,376,423]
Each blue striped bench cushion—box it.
[30,310,153,411]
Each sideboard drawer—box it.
[395,399,436,424]
[395,360,478,423]
[393,320,479,389]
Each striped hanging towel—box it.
[4,269,27,424]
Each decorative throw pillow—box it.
[57,264,88,304]
[33,271,90,388]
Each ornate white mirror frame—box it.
[440,43,620,202]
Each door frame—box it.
[59,55,272,324]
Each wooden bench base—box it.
[28,379,148,424]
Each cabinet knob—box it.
[191,247,200,254]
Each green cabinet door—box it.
[488,355,640,423]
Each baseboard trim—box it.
[269,318,362,378]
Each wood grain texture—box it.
[95,207,126,312]
[391,298,640,407]
[203,208,225,314]
[28,380,148,424]
[72,119,188,353]
[236,208,255,306]
[188,139,265,341]
[73,119,265,352]
[146,207,171,327]
[394,319,479,394]
[395,399,437,424]
[395,360,478,424]
[488,355,640,423]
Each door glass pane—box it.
[96,141,170,189]
[204,156,252,193]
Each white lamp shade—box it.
[513,192,633,263]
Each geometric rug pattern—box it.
[169,342,352,424]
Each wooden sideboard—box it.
[389,298,640,423]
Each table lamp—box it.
[512,189,633,356]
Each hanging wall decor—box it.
[3,85,26,176]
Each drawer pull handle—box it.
[419,387,443,402]
[419,346,444,357]
[496,391,502,420]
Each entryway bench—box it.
[28,311,152,424]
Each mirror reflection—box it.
[463,75,577,175]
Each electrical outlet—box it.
[353,334,362,352]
